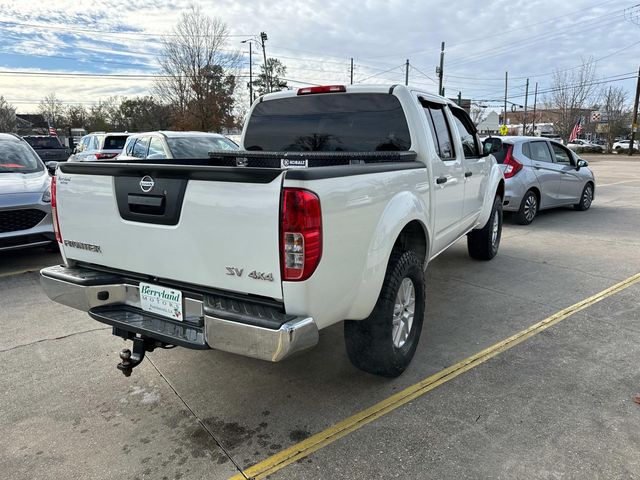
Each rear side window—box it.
[244,93,411,152]
[450,108,479,157]
[124,137,136,156]
[526,141,553,163]
[132,137,150,158]
[422,102,455,160]
[104,135,128,150]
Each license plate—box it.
[139,282,183,321]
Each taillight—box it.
[95,152,118,160]
[503,145,523,179]
[51,176,62,243]
[297,85,346,95]
[280,188,322,281]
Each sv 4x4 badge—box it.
[225,267,274,281]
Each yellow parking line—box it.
[231,272,640,480]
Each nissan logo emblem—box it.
[139,175,155,193]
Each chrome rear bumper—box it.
[40,265,319,362]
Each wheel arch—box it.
[345,192,430,320]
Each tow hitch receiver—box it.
[117,336,155,377]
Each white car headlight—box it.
[42,185,52,203]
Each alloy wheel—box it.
[392,278,415,348]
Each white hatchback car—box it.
[118,131,238,161]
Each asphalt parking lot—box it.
[1,155,640,480]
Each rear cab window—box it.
[244,93,411,152]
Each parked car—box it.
[67,132,130,162]
[566,139,603,153]
[0,133,55,251]
[612,139,637,153]
[22,135,71,162]
[483,136,595,225]
[117,131,238,160]
[41,84,505,378]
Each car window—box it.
[421,101,455,160]
[550,142,572,164]
[132,137,150,158]
[23,137,63,149]
[526,141,553,163]
[485,139,510,164]
[91,136,100,151]
[124,137,136,156]
[450,107,479,157]
[148,137,166,158]
[104,135,128,150]
[166,136,239,158]
[244,93,411,152]
[0,140,43,173]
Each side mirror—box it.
[576,159,588,169]
[481,142,493,157]
[45,161,58,175]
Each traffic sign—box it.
[499,124,508,136]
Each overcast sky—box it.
[0,0,638,114]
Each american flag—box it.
[568,119,583,142]
[48,126,57,137]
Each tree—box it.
[63,105,88,130]
[154,5,240,131]
[119,96,172,131]
[600,86,630,152]
[0,96,16,132]
[470,104,488,126]
[38,92,64,126]
[547,58,598,141]
[253,58,288,96]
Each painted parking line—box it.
[230,272,640,480]
[0,268,39,278]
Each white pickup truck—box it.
[41,84,504,377]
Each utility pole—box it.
[241,39,255,106]
[532,82,538,135]
[350,58,354,85]
[259,32,270,93]
[629,66,640,156]
[523,78,529,135]
[503,71,508,127]
[405,59,409,86]
[437,42,445,96]
[457,91,462,106]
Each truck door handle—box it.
[436,176,448,185]
[464,171,473,178]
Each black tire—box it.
[344,249,425,377]
[467,194,503,260]
[515,189,538,225]
[574,182,594,211]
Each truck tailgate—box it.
[55,164,284,300]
